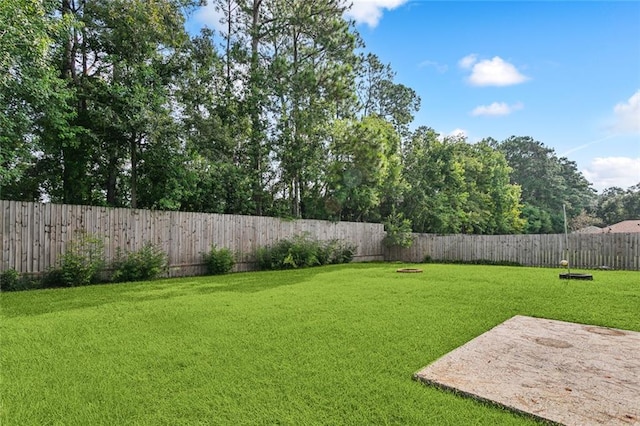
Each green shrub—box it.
[257,234,316,270]
[111,243,168,282]
[46,233,106,287]
[0,270,42,292]
[0,269,20,291]
[256,234,357,270]
[282,234,321,269]
[204,246,235,275]
[382,210,414,248]
[322,239,356,264]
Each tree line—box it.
[2,0,638,234]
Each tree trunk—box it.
[106,154,119,206]
[60,0,87,204]
[249,0,263,215]
[290,25,301,218]
[130,134,138,209]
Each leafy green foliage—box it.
[256,234,355,270]
[0,269,20,291]
[267,0,359,218]
[257,235,319,270]
[7,239,170,290]
[0,0,77,200]
[595,184,640,226]
[1,0,604,235]
[0,269,42,292]
[111,243,168,283]
[44,233,106,287]
[319,239,357,265]
[568,209,603,231]
[491,136,596,233]
[402,128,524,234]
[356,53,420,139]
[522,204,554,234]
[382,210,414,248]
[203,245,235,275]
[326,116,403,222]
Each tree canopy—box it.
[490,136,597,233]
[1,0,613,235]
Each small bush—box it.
[256,234,357,270]
[0,269,20,291]
[111,243,167,282]
[257,234,317,270]
[0,270,43,292]
[283,234,322,269]
[204,246,235,275]
[322,239,356,264]
[49,233,106,287]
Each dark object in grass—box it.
[559,273,593,280]
[422,256,522,267]
[397,268,423,273]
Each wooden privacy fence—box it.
[2,200,639,277]
[0,200,385,277]
[386,233,640,271]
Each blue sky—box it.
[188,1,640,192]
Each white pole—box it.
[563,204,571,278]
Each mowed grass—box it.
[1,264,638,425]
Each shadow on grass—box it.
[194,268,323,294]
[0,267,326,318]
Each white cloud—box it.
[612,90,640,134]
[462,56,529,87]
[458,54,478,69]
[448,128,467,139]
[583,157,640,191]
[344,0,408,28]
[471,101,523,117]
[418,60,448,73]
[435,128,467,142]
[192,1,408,32]
[191,2,225,32]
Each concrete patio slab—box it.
[414,315,640,425]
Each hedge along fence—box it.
[0,200,385,277]
[385,232,640,271]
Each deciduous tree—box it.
[491,136,596,233]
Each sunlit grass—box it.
[1,264,638,425]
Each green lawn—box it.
[1,264,638,425]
